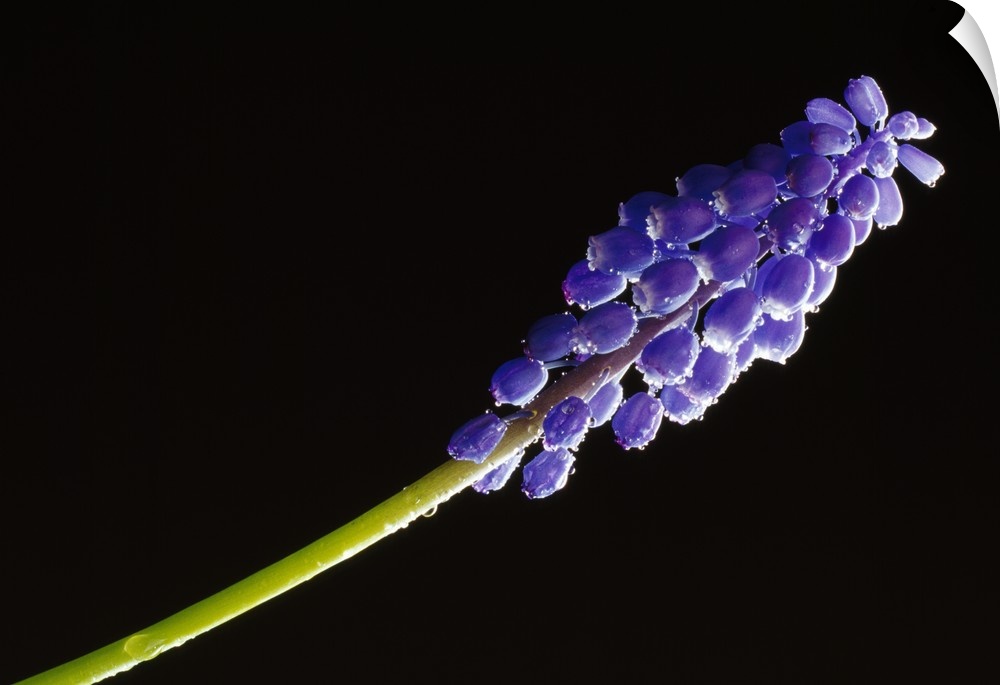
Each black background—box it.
[6,3,998,683]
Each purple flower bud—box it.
[525,312,578,362]
[786,154,835,198]
[562,259,627,310]
[574,301,638,355]
[649,196,717,244]
[448,413,508,463]
[587,226,656,277]
[844,75,888,128]
[692,224,761,283]
[753,310,806,364]
[805,97,857,132]
[632,258,700,316]
[805,260,837,310]
[808,123,853,156]
[490,357,548,406]
[713,169,778,217]
[661,385,706,425]
[676,163,732,201]
[702,286,762,354]
[866,140,898,178]
[872,175,903,228]
[780,120,814,155]
[542,396,592,451]
[765,198,817,252]
[677,347,737,405]
[897,144,944,186]
[887,111,919,139]
[618,191,672,232]
[612,392,664,450]
[589,380,623,428]
[839,174,880,220]
[734,334,758,375]
[637,326,700,389]
[851,215,873,246]
[472,454,522,493]
[807,213,855,267]
[521,448,576,499]
[759,254,815,321]
[910,117,937,140]
[744,143,792,183]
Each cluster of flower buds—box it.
[447,75,942,498]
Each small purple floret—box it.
[872,176,903,227]
[588,381,623,427]
[612,392,664,450]
[632,258,700,316]
[844,75,888,128]
[760,254,815,321]
[702,286,762,354]
[587,226,655,277]
[448,413,507,463]
[649,196,717,244]
[676,163,732,201]
[897,144,944,186]
[574,301,638,355]
[637,326,700,389]
[562,259,627,310]
[839,174,880,220]
[542,396,593,451]
[490,357,548,406]
[805,97,857,132]
[525,312,578,362]
[713,169,778,217]
[521,448,576,499]
[693,224,760,283]
[472,454,522,493]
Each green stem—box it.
[15,283,720,685]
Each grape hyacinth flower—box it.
[446,74,942,496]
[20,75,943,684]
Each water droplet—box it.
[422,505,438,518]
[124,634,166,662]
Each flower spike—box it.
[447,75,941,499]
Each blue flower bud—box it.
[702,286,761,354]
[753,310,806,364]
[525,312,578,362]
[807,213,855,267]
[677,347,737,405]
[805,260,837,310]
[744,143,792,183]
[587,226,656,277]
[866,140,897,178]
[521,448,576,499]
[676,163,732,201]
[786,154,835,198]
[448,413,508,463]
[844,75,888,128]
[692,224,760,283]
[637,326,700,389]
[765,198,817,252]
[911,117,937,140]
[542,396,592,451]
[649,196,717,244]
[872,176,903,228]
[574,301,638,354]
[887,111,919,139]
[713,169,777,217]
[808,123,853,156]
[759,253,815,321]
[734,334,758,375]
[472,454,522,493]
[618,191,672,232]
[588,380,623,427]
[839,174,880,220]
[612,392,664,450]
[780,120,815,155]
[490,357,548,406]
[632,258,700,316]
[851,215,873,246]
[897,144,944,186]
[661,385,706,425]
[562,259,627,310]
[805,97,857,132]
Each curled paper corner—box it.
[950,1,999,122]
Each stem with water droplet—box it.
[14,283,722,685]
